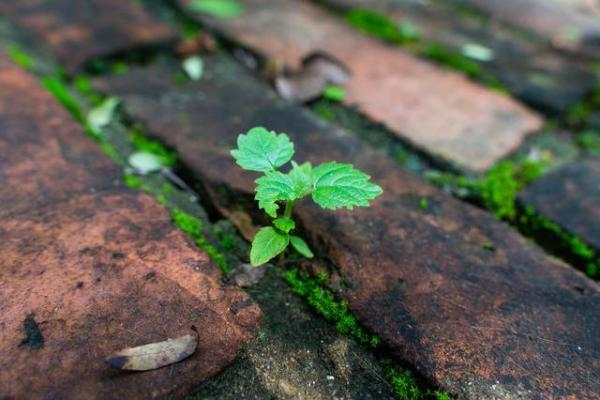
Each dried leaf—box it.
[274,53,350,103]
[228,210,259,242]
[106,332,197,371]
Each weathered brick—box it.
[0,56,261,399]
[179,0,543,172]
[0,0,177,74]
[454,0,600,56]
[324,0,594,113]
[0,54,120,218]
[94,55,600,399]
[519,157,600,252]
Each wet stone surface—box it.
[179,0,543,172]
[95,55,600,400]
[324,0,595,113]
[519,157,600,252]
[0,0,177,74]
[0,56,261,399]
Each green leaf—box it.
[312,162,383,210]
[231,127,294,172]
[255,171,295,217]
[273,218,295,233]
[250,227,289,266]
[189,0,244,18]
[288,161,313,198]
[290,235,314,258]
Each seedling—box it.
[231,127,383,266]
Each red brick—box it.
[0,56,261,398]
[0,54,120,218]
[325,0,594,113]
[0,0,177,73]
[180,0,543,172]
[94,56,600,399]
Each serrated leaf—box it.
[182,56,204,80]
[288,161,313,198]
[128,151,163,174]
[87,96,119,133]
[231,127,294,172]
[250,227,289,266]
[312,162,383,210]
[273,217,295,233]
[290,235,314,258]
[106,332,197,371]
[255,171,295,217]
[189,0,244,18]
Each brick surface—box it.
[520,157,600,252]
[0,0,177,74]
[95,56,600,399]
[455,0,600,56]
[325,0,594,113]
[180,0,543,172]
[0,56,260,399]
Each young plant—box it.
[231,127,383,266]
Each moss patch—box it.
[129,126,178,166]
[172,208,231,274]
[346,8,419,45]
[6,44,34,70]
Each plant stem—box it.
[284,200,295,219]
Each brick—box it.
[0,0,177,74]
[0,54,120,218]
[94,55,600,399]
[324,0,594,113]
[0,56,260,398]
[455,0,600,56]
[519,157,600,252]
[179,0,543,172]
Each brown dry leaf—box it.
[227,210,259,241]
[175,32,217,57]
[275,52,350,103]
[106,332,198,371]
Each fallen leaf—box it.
[275,53,350,103]
[227,210,259,242]
[87,97,119,133]
[182,56,204,81]
[128,151,163,174]
[106,332,198,371]
[175,33,217,57]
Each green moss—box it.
[322,85,346,102]
[478,161,519,220]
[578,130,600,156]
[284,268,379,347]
[313,100,336,122]
[73,76,103,105]
[346,8,419,45]
[124,173,145,189]
[419,197,428,210]
[433,391,451,400]
[6,44,34,70]
[518,206,599,278]
[172,208,230,274]
[41,77,86,125]
[385,364,422,400]
[420,44,504,91]
[129,127,178,166]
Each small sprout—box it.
[87,96,119,134]
[322,85,346,102]
[461,43,494,62]
[232,127,383,266]
[182,56,204,81]
[128,151,163,174]
[419,197,428,210]
[189,0,244,18]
